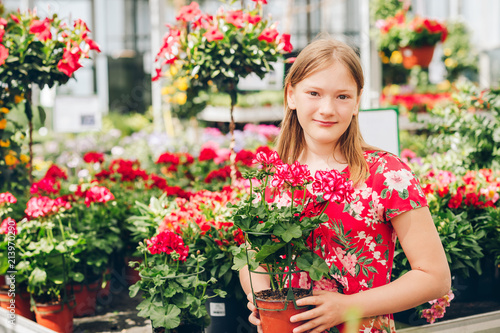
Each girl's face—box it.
[287,61,361,152]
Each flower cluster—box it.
[153,0,292,120]
[420,290,455,324]
[421,168,500,212]
[25,196,71,219]
[81,185,115,208]
[83,151,105,164]
[0,217,16,235]
[376,9,447,52]
[0,192,16,206]
[232,149,355,291]
[146,230,189,261]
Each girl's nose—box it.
[318,98,335,116]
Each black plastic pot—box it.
[204,291,255,333]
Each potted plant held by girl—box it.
[230,149,355,333]
[129,230,226,333]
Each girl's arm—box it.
[240,265,271,333]
[290,206,451,333]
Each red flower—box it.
[233,228,245,245]
[146,230,189,261]
[57,46,83,77]
[245,14,261,25]
[176,2,202,22]
[235,149,256,167]
[0,44,8,66]
[0,192,17,205]
[251,0,268,4]
[84,186,115,207]
[278,34,293,52]
[83,151,105,163]
[149,174,168,190]
[156,152,180,165]
[258,28,279,43]
[448,193,463,209]
[204,166,232,183]
[29,18,52,42]
[312,170,354,204]
[225,10,245,28]
[0,218,17,235]
[199,147,218,161]
[30,178,61,195]
[193,13,213,29]
[204,25,224,42]
[464,192,479,207]
[45,164,68,180]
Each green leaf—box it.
[129,282,141,298]
[38,105,46,126]
[151,304,181,329]
[254,242,285,262]
[29,267,47,286]
[274,222,301,242]
[296,252,329,281]
[72,272,85,283]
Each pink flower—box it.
[258,28,279,43]
[30,177,61,195]
[271,161,313,188]
[0,44,8,66]
[9,14,20,24]
[312,170,354,204]
[176,2,202,22]
[29,18,52,41]
[203,25,224,42]
[0,218,17,235]
[25,196,71,219]
[251,0,268,4]
[225,10,245,28]
[253,149,281,167]
[84,186,115,207]
[245,14,261,25]
[278,33,293,52]
[57,45,83,77]
[0,192,17,205]
[146,230,189,261]
[84,37,101,52]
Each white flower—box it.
[383,169,414,192]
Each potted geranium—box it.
[129,229,225,333]
[153,0,292,183]
[230,150,355,333]
[0,5,100,183]
[376,9,447,68]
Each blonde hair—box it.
[276,37,375,186]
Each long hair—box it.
[275,37,375,186]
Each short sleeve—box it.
[368,152,428,221]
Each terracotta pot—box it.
[35,298,75,333]
[69,280,100,317]
[255,297,309,333]
[400,45,435,69]
[0,289,35,320]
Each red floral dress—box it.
[292,150,428,333]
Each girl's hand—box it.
[246,292,263,333]
[290,290,349,333]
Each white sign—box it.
[209,302,226,317]
[53,95,102,133]
[358,108,400,156]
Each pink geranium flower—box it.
[146,230,189,261]
[0,192,17,206]
[84,186,115,207]
[203,25,224,42]
[258,28,279,43]
[312,170,355,204]
[176,2,202,22]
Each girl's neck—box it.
[299,147,348,176]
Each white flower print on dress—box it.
[383,169,414,192]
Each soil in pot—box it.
[255,288,311,333]
[152,325,204,333]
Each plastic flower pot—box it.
[34,298,76,333]
[400,45,435,69]
[0,288,35,320]
[69,279,100,317]
[255,296,309,333]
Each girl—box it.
[239,38,451,333]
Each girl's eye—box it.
[309,91,319,96]
[338,95,349,100]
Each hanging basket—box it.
[400,45,436,69]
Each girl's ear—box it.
[353,88,363,116]
[286,84,296,110]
